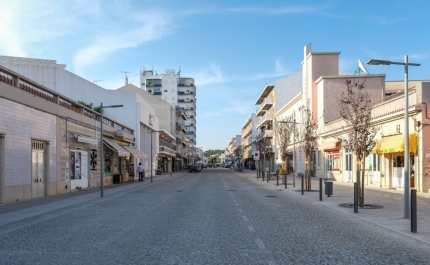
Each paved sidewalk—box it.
[0,172,185,225]
[238,169,430,245]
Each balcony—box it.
[263,129,273,138]
[256,98,273,116]
[186,131,196,135]
[178,83,194,87]
[257,112,273,129]
[153,91,162,95]
[178,91,195,95]
[159,146,176,156]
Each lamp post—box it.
[98,103,123,197]
[277,120,299,187]
[148,129,163,183]
[367,56,420,219]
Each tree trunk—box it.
[306,154,312,191]
[360,154,366,207]
[356,156,363,207]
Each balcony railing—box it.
[257,112,273,129]
[256,98,273,116]
[178,91,195,95]
[159,146,176,156]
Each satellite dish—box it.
[355,58,369,75]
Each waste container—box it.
[113,174,122,184]
[325,181,333,197]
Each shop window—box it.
[105,151,113,175]
[327,150,340,171]
[364,154,381,171]
[393,156,404,167]
[345,152,352,171]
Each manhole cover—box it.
[227,190,237,191]
[339,203,384,209]
[265,195,278,198]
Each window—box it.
[345,152,352,171]
[164,90,168,92]
[317,150,321,168]
[172,89,176,92]
[172,97,175,100]
[365,154,380,171]
[327,150,340,171]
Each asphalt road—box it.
[0,168,429,264]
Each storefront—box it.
[122,145,148,181]
[69,135,98,190]
[103,139,130,183]
[372,133,418,188]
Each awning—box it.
[371,134,418,154]
[103,139,130,157]
[122,145,148,158]
[318,139,341,151]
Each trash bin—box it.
[325,181,333,197]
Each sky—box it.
[1,0,430,151]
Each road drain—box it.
[177,190,183,192]
[265,195,278,198]
[227,190,237,191]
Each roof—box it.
[0,56,66,68]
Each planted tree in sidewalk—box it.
[233,145,245,171]
[338,79,379,207]
[275,116,295,178]
[253,127,272,179]
[295,105,319,191]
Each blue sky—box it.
[1,0,429,151]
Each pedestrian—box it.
[137,163,144,182]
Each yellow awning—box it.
[371,133,418,154]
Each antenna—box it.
[121,71,130,85]
[93,80,104,85]
[121,71,130,77]
[355,58,369,75]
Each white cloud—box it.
[226,6,318,15]
[192,63,225,86]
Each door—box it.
[392,154,404,188]
[31,141,45,198]
[71,150,89,190]
[343,151,352,182]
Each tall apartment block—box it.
[140,68,196,144]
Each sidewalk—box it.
[0,172,185,226]
[239,169,430,245]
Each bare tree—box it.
[253,127,272,179]
[275,116,295,177]
[233,144,245,171]
[338,79,379,207]
[295,105,319,191]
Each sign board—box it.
[253,151,260,160]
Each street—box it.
[1,168,429,264]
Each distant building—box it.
[141,68,197,145]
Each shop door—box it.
[343,152,353,182]
[71,151,89,190]
[31,141,46,198]
[392,154,404,188]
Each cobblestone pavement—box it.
[0,168,429,264]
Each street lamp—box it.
[278,120,299,187]
[148,129,163,183]
[367,56,420,219]
[98,103,123,197]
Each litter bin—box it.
[113,174,122,184]
[325,181,333,197]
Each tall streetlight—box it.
[367,56,420,218]
[98,103,123,197]
[278,120,299,187]
[148,129,163,183]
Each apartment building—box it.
[141,68,197,145]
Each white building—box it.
[140,68,197,145]
[0,56,165,176]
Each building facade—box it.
[140,68,197,145]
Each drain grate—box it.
[227,190,237,191]
[265,195,278,198]
[339,203,384,209]
[177,190,183,192]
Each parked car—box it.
[189,164,201,173]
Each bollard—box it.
[284,173,287,190]
[354,182,359,213]
[301,173,304,195]
[325,181,333,197]
[411,189,417,233]
[319,178,322,201]
[277,173,279,186]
